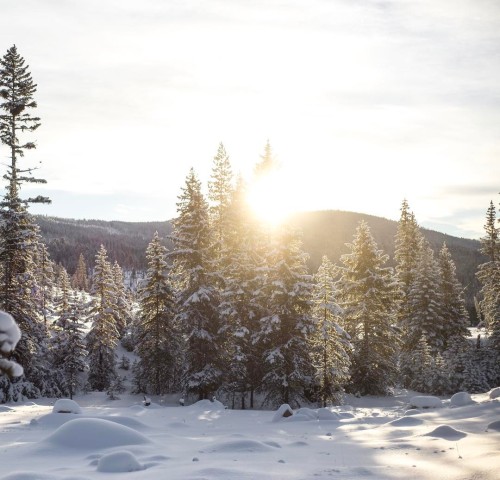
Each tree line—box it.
[1,45,499,406]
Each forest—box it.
[1,45,499,408]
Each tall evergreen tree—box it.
[51,290,87,399]
[136,232,181,395]
[169,169,222,400]
[111,260,130,337]
[310,256,350,406]
[219,178,267,408]
[257,227,315,407]
[337,221,399,396]
[207,142,233,258]
[476,199,500,384]
[0,45,51,399]
[72,253,89,291]
[438,242,470,350]
[86,245,119,391]
[394,200,422,325]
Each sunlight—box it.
[246,170,296,225]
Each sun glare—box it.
[246,171,296,225]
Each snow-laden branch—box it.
[0,311,23,377]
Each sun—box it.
[246,170,296,225]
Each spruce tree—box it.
[72,253,89,291]
[136,232,181,395]
[51,290,87,399]
[0,45,51,399]
[86,245,119,391]
[337,221,399,396]
[438,242,470,350]
[394,200,422,325]
[219,178,268,408]
[310,256,350,406]
[111,260,130,337]
[257,226,315,407]
[207,142,233,264]
[476,199,500,384]
[169,169,222,400]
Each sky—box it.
[1,0,499,239]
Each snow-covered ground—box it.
[0,389,499,480]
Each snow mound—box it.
[0,406,14,412]
[191,399,225,410]
[44,418,150,449]
[404,409,421,416]
[317,408,340,420]
[389,417,423,427]
[208,439,275,453]
[97,451,144,473]
[489,387,500,399]
[450,392,475,407]
[52,398,82,414]
[424,425,467,440]
[272,404,294,422]
[295,407,318,420]
[409,396,443,409]
[486,420,500,432]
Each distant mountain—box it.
[35,210,485,320]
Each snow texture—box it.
[409,395,443,408]
[0,389,499,480]
[52,399,82,414]
[450,391,475,407]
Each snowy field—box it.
[0,390,499,480]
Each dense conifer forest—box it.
[1,45,499,407]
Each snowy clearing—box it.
[0,390,498,479]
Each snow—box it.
[489,387,500,399]
[450,391,475,407]
[52,399,82,414]
[0,390,498,479]
[409,395,444,409]
[0,311,21,353]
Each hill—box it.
[35,210,485,319]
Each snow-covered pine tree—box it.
[394,200,422,325]
[0,45,52,400]
[136,232,181,395]
[50,290,87,399]
[207,142,233,270]
[111,261,131,337]
[337,221,400,396]
[72,253,89,291]
[310,255,350,406]
[476,199,500,385]
[218,177,267,408]
[169,169,222,400]
[32,234,54,325]
[86,245,119,391]
[257,226,315,407]
[407,335,434,393]
[438,242,470,350]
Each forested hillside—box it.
[36,210,484,318]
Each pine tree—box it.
[169,169,222,400]
[111,261,130,337]
[33,234,54,325]
[72,253,89,291]
[86,245,119,391]
[394,200,422,325]
[51,291,87,399]
[337,221,400,396]
[207,142,233,262]
[136,232,181,395]
[257,227,315,407]
[0,45,51,400]
[310,256,350,406]
[438,242,470,350]
[219,178,269,408]
[476,199,500,384]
